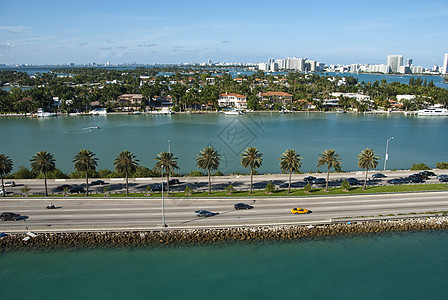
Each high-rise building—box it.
[405,58,412,67]
[442,53,448,74]
[386,55,404,73]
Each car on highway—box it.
[55,184,73,191]
[0,212,21,221]
[389,179,404,184]
[0,189,13,196]
[169,179,180,185]
[372,173,386,179]
[420,171,436,177]
[437,174,448,180]
[195,210,219,217]
[346,178,361,185]
[69,185,85,194]
[304,176,316,183]
[311,178,326,185]
[409,177,424,183]
[234,203,253,210]
[151,183,167,192]
[279,183,291,188]
[291,207,311,214]
[4,181,15,187]
[91,180,107,186]
[439,177,448,182]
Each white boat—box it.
[36,108,55,117]
[152,107,173,115]
[89,108,107,115]
[224,110,244,115]
[417,105,448,116]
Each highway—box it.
[1,191,448,233]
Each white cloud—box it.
[0,26,26,33]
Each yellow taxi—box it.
[291,207,311,214]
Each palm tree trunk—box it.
[44,172,48,197]
[288,171,292,193]
[1,176,4,197]
[85,171,89,196]
[326,167,330,191]
[166,167,170,194]
[208,169,211,195]
[364,168,368,190]
[125,172,129,196]
[250,168,253,194]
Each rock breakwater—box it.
[1,217,448,250]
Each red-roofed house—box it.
[258,91,293,104]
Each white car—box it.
[4,181,15,187]
[0,189,13,196]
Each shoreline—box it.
[1,216,447,250]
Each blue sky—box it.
[1,0,447,67]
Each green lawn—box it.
[48,183,448,198]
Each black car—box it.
[0,212,21,221]
[151,183,167,192]
[304,176,316,183]
[420,171,436,177]
[311,178,326,184]
[410,177,424,183]
[195,210,219,217]
[439,177,448,182]
[55,184,73,191]
[69,185,85,193]
[91,180,107,186]
[346,178,361,185]
[372,173,387,179]
[389,179,403,184]
[234,203,254,210]
[169,179,180,185]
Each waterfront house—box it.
[116,94,145,111]
[258,91,293,104]
[152,95,174,107]
[218,92,247,109]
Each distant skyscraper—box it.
[405,58,412,66]
[386,55,404,73]
[442,53,448,74]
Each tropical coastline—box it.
[1,216,447,250]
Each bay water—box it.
[1,113,447,175]
[1,230,448,299]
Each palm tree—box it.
[154,151,179,194]
[0,154,13,197]
[279,149,302,193]
[30,151,56,196]
[196,147,220,194]
[241,147,263,194]
[316,149,341,191]
[358,148,379,190]
[114,151,139,196]
[73,149,98,196]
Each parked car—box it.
[195,210,219,217]
[69,185,85,193]
[304,176,316,183]
[311,178,326,185]
[291,207,311,214]
[169,179,180,185]
[234,203,253,210]
[346,178,361,185]
[0,212,21,221]
[91,180,107,186]
[372,173,386,179]
[55,184,73,191]
[4,181,15,187]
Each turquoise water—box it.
[1,113,447,174]
[1,231,448,299]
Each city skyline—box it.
[1,0,448,67]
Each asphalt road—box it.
[1,191,448,233]
[2,170,447,196]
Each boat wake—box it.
[64,127,100,134]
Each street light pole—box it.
[168,140,171,153]
[384,137,394,171]
[161,169,167,227]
